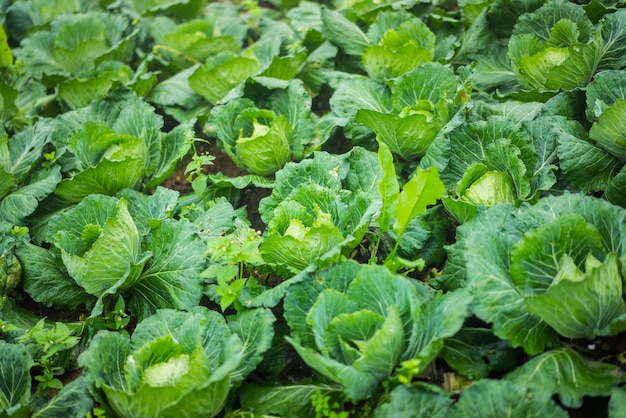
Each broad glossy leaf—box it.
[228,308,276,382]
[190,57,260,104]
[374,384,453,418]
[505,348,621,408]
[440,327,523,380]
[31,377,94,418]
[328,77,393,126]
[452,379,568,418]
[525,253,625,339]
[392,63,456,111]
[590,99,626,160]
[599,9,626,70]
[239,383,342,418]
[0,341,33,412]
[394,167,444,240]
[286,337,378,401]
[321,7,370,56]
[284,262,360,347]
[306,289,360,351]
[16,242,95,310]
[557,126,621,192]
[405,290,471,367]
[324,309,383,364]
[54,158,145,202]
[463,205,560,354]
[236,115,292,176]
[78,331,130,392]
[352,305,405,380]
[127,219,205,320]
[0,166,61,225]
[509,214,606,292]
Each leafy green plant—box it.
[283,262,470,401]
[79,306,275,418]
[3,0,626,416]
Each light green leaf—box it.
[394,167,444,241]
[525,253,625,339]
[609,386,626,418]
[78,331,130,392]
[128,219,206,320]
[228,308,276,383]
[328,77,393,126]
[236,115,292,176]
[352,305,405,380]
[452,379,568,418]
[406,290,472,369]
[0,166,61,226]
[307,289,360,351]
[505,348,622,408]
[599,9,626,70]
[286,337,378,401]
[376,140,399,233]
[51,196,146,297]
[509,214,606,292]
[321,7,370,56]
[284,262,360,348]
[324,309,383,364]
[589,99,626,160]
[463,205,559,354]
[189,57,260,104]
[54,158,146,202]
[556,125,621,192]
[0,25,12,67]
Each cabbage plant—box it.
[445,193,626,354]
[508,0,601,92]
[208,80,320,176]
[79,306,274,418]
[283,262,470,401]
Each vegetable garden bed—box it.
[1,0,626,416]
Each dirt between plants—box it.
[161,138,271,229]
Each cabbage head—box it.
[508,0,601,92]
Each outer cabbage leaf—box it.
[525,253,625,339]
[452,379,568,418]
[0,341,33,415]
[373,384,453,418]
[238,383,343,418]
[126,218,206,320]
[598,9,626,71]
[14,12,135,78]
[505,348,622,408]
[440,327,523,380]
[16,241,96,310]
[31,377,94,418]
